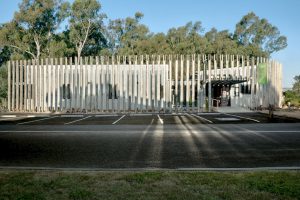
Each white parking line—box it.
[157,114,164,124]
[190,114,213,123]
[95,115,118,117]
[1,115,16,118]
[223,113,260,123]
[18,116,58,125]
[112,115,126,125]
[61,115,84,118]
[65,116,91,125]
[197,113,220,115]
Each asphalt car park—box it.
[0,112,299,125]
[0,112,300,169]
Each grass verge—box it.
[0,170,299,199]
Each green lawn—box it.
[0,170,299,200]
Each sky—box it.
[0,0,299,88]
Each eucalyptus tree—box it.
[0,0,69,60]
[69,0,107,60]
[234,12,287,56]
[108,12,150,55]
[166,21,206,55]
[205,28,241,55]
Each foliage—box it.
[0,1,288,61]
[108,12,150,55]
[0,46,11,66]
[284,90,300,107]
[0,65,8,107]
[0,0,69,60]
[292,75,300,94]
[234,12,287,55]
[69,0,107,59]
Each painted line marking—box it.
[130,113,153,116]
[197,113,221,115]
[17,116,58,125]
[157,114,164,124]
[65,116,91,125]
[190,113,213,123]
[61,115,84,118]
[95,115,118,117]
[112,115,126,125]
[215,117,240,121]
[223,113,260,123]
[1,115,16,118]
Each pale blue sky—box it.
[0,0,299,87]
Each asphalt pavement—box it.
[0,113,299,169]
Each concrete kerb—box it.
[259,110,300,120]
[0,166,299,172]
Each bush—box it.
[284,90,300,107]
[0,64,8,109]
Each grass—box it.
[0,170,299,200]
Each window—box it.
[63,84,71,99]
[108,84,117,99]
[241,84,251,94]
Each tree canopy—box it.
[0,0,288,62]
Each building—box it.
[7,55,282,113]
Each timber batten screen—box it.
[7,55,283,113]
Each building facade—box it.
[7,55,282,113]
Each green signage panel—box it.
[257,63,267,84]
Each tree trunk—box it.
[77,48,82,64]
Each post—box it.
[203,55,206,111]
[197,55,201,113]
[75,57,79,111]
[208,58,212,112]
[40,59,44,112]
[250,57,255,109]
[123,56,127,112]
[37,59,40,112]
[151,55,155,112]
[168,55,172,112]
[185,56,190,111]
[180,55,184,111]
[35,59,38,112]
[118,56,122,112]
[139,55,143,111]
[46,58,51,111]
[64,57,68,110]
[156,56,161,112]
[220,55,223,79]
[163,55,167,112]
[95,56,99,111]
[55,58,59,111]
[58,58,62,111]
[16,60,19,111]
[101,56,105,112]
[192,55,195,112]
[24,60,28,111]
[106,57,110,112]
[7,61,11,111]
[31,59,36,112]
[19,60,23,111]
